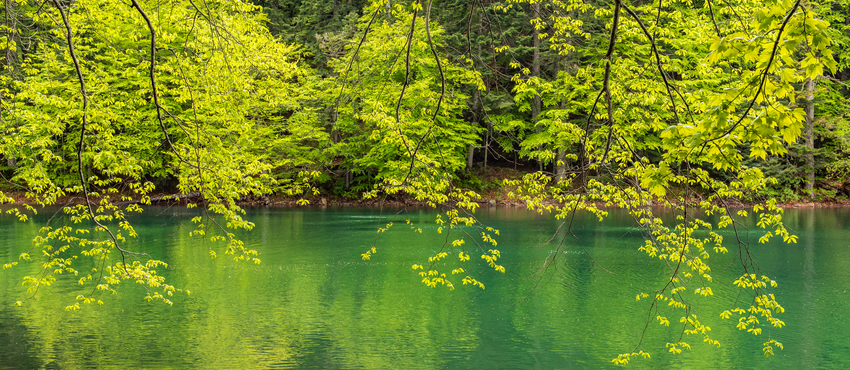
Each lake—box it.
[1,206,849,368]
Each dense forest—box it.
[1,0,848,362]
[253,0,850,203]
[2,0,848,204]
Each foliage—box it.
[249,0,368,72]
[493,0,836,362]
[0,0,848,365]
[0,0,323,307]
[326,1,483,191]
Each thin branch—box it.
[424,0,445,122]
[50,0,145,275]
[591,0,621,165]
[693,0,802,155]
[396,7,418,130]
[705,0,723,37]
[333,7,381,114]
[621,3,682,125]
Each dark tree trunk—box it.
[532,1,542,172]
[805,77,815,198]
[468,89,480,170]
[554,100,567,183]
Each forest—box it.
[1,0,849,363]
[2,0,848,205]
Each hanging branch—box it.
[694,0,802,157]
[395,6,418,129]
[398,0,450,186]
[50,0,146,272]
[129,0,179,156]
[581,0,621,167]
[129,0,220,174]
[333,7,381,114]
[621,3,684,125]
[706,0,723,37]
[424,0,445,122]
[600,0,621,164]
[128,0,257,261]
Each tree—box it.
[325,2,483,195]
[488,0,838,362]
[248,0,369,73]
[811,0,850,195]
[1,0,324,307]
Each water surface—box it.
[1,206,848,368]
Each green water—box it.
[1,206,849,369]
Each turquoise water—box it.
[1,206,848,368]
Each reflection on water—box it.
[1,206,849,368]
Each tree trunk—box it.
[484,120,491,169]
[467,89,480,170]
[554,100,568,183]
[804,77,815,198]
[532,1,542,172]
[554,150,566,182]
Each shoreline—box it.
[2,188,848,210]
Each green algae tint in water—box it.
[1,206,849,369]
